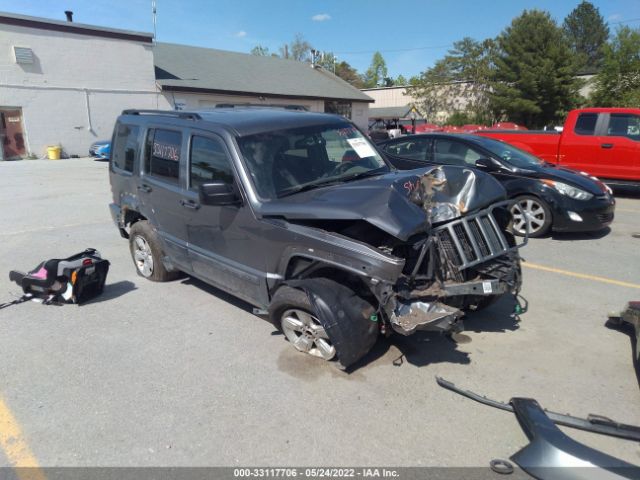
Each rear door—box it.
[598,113,640,182]
[138,127,191,270]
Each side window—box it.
[607,114,640,141]
[574,113,598,136]
[144,128,182,184]
[189,136,235,190]
[384,139,429,161]
[433,140,481,166]
[111,123,140,172]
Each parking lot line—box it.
[524,262,640,290]
[0,395,45,480]
[0,221,109,237]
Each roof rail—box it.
[121,109,202,120]
[214,103,308,111]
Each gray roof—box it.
[154,42,373,103]
[0,11,153,42]
[369,106,421,119]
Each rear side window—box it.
[607,114,640,141]
[574,113,598,135]
[433,140,481,166]
[384,138,430,161]
[189,136,234,190]
[145,129,182,184]
[111,123,139,172]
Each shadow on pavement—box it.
[550,227,611,241]
[84,280,137,304]
[605,319,640,390]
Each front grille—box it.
[596,212,614,224]
[434,207,511,270]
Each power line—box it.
[335,44,452,55]
[609,17,640,25]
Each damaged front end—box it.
[382,167,526,336]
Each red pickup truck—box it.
[477,108,640,186]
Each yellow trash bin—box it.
[47,146,61,160]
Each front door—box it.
[0,109,27,160]
[599,112,640,182]
[182,131,267,306]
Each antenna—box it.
[152,0,157,43]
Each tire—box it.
[269,280,379,367]
[510,195,552,238]
[129,221,179,282]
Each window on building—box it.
[574,113,598,136]
[325,101,352,119]
[111,123,140,173]
[189,136,235,190]
[144,129,182,184]
[607,114,640,141]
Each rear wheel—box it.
[129,221,179,282]
[510,196,552,238]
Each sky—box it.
[3,0,640,79]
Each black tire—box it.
[510,195,552,238]
[128,221,179,282]
[269,280,379,368]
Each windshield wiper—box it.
[277,179,345,198]
[341,167,389,182]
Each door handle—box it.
[180,199,200,210]
[137,184,152,193]
[601,143,614,149]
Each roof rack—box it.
[121,109,202,120]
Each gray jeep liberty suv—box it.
[109,108,525,369]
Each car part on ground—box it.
[110,109,526,368]
[436,377,640,480]
[608,303,640,364]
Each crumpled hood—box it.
[259,165,507,241]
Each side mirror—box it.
[198,181,240,206]
[475,158,498,171]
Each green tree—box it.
[363,51,388,87]
[411,37,496,124]
[563,1,609,72]
[590,26,640,106]
[490,10,580,128]
[395,74,408,85]
[250,45,271,56]
[280,33,312,62]
[335,61,366,88]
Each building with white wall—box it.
[0,11,373,160]
[0,11,169,159]
[154,43,372,132]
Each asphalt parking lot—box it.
[0,158,639,469]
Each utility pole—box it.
[152,0,157,43]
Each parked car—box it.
[109,108,525,368]
[379,133,615,237]
[478,108,640,186]
[89,140,110,160]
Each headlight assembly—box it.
[542,180,593,201]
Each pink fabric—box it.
[31,267,48,279]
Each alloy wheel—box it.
[133,235,154,277]
[511,199,546,235]
[280,309,336,360]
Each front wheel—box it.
[510,196,552,238]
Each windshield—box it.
[238,123,389,199]
[473,136,544,168]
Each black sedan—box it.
[379,133,616,237]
